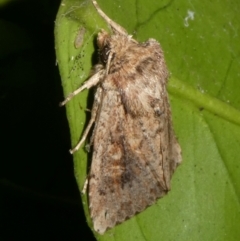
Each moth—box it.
[60,0,182,234]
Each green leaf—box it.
[55,0,240,240]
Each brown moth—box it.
[60,0,182,234]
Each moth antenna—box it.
[92,0,128,35]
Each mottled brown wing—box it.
[89,79,181,234]
[88,37,181,234]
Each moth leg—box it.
[69,118,94,154]
[59,69,105,106]
[69,103,97,154]
[82,177,88,194]
[69,87,102,154]
[92,0,128,36]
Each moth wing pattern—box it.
[88,34,182,234]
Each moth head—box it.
[97,29,111,64]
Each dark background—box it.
[1,0,95,240]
